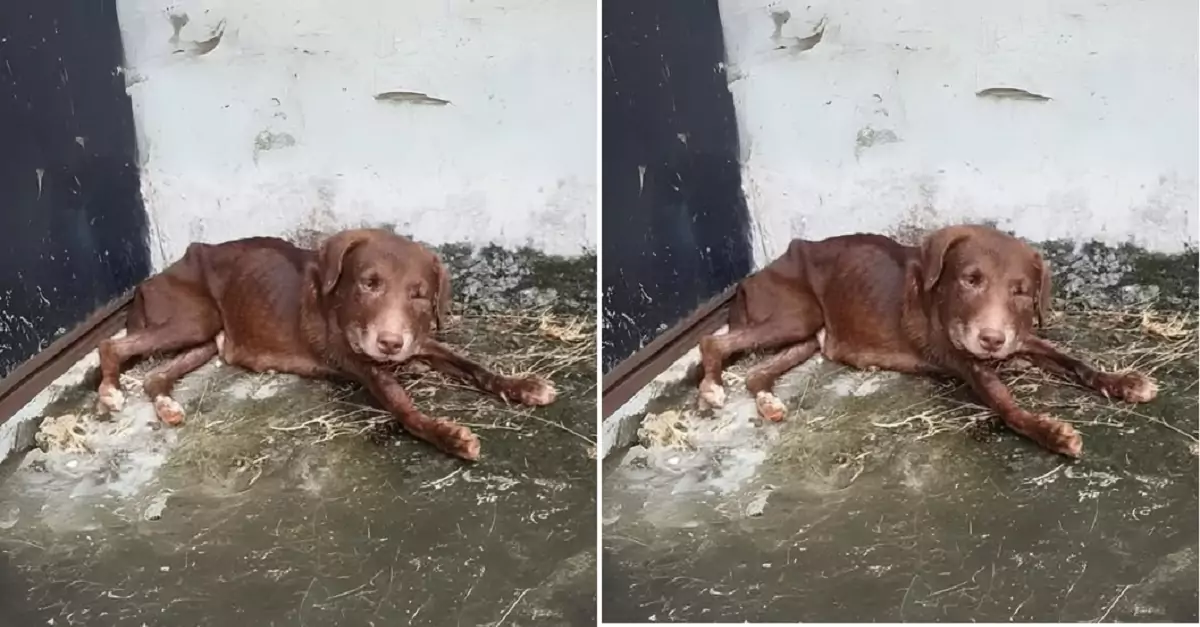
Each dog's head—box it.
[313,229,451,363]
[917,225,1051,360]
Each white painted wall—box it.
[718,0,1199,265]
[116,0,595,269]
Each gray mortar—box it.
[436,243,595,315]
[1035,240,1198,312]
[0,244,597,627]
[603,242,1198,622]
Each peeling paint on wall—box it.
[374,91,451,106]
[0,0,151,378]
[602,0,752,372]
[718,0,1198,265]
[854,125,900,159]
[167,12,224,57]
[976,87,1053,102]
[115,0,596,267]
[769,11,826,53]
[252,130,296,161]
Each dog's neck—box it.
[300,262,343,364]
[900,261,964,372]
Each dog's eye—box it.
[408,285,428,300]
[1012,283,1030,297]
[359,275,382,292]
[962,271,984,288]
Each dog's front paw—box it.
[96,383,125,415]
[1097,371,1158,404]
[504,377,557,406]
[755,391,786,422]
[433,419,481,461]
[698,379,726,410]
[1030,414,1082,458]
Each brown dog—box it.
[95,229,556,461]
[697,224,1157,457]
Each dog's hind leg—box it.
[744,338,821,421]
[697,318,821,410]
[141,342,220,425]
[97,321,219,415]
[96,290,220,415]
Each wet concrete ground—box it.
[0,247,597,627]
[602,247,1199,623]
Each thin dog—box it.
[696,224,1157,457]
[96,229,556,461]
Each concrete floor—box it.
[0,248,597,627]
[603,289,1198,622]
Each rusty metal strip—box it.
[0,293,131,426]
[601,285,736,418]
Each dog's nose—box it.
[376,332,405,355]
[978,328,1005,353]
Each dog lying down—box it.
[95,229,556,461]
[696,224,1158,458]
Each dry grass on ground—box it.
[868,301,1198,450]
[257,306,597,448]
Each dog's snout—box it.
[376,332,405,355]
[977,328,1005,353]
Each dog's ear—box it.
[317,230,369,296]
[919,226,974,292]
[431,254,452,332]
[1034,252,1053,327]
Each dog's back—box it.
[730,233,914,331]
[128,237,311,334]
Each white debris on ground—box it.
[33,413,92,454]
[2,349,231,535]
[637,409,692,450]
[623,391,770,496]
[20,391,176,499]
[609,354,902,531]
[0,340,108,461]
[823,370,901,397]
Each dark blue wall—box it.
[601,0,753,373]
[0,0,151,377]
